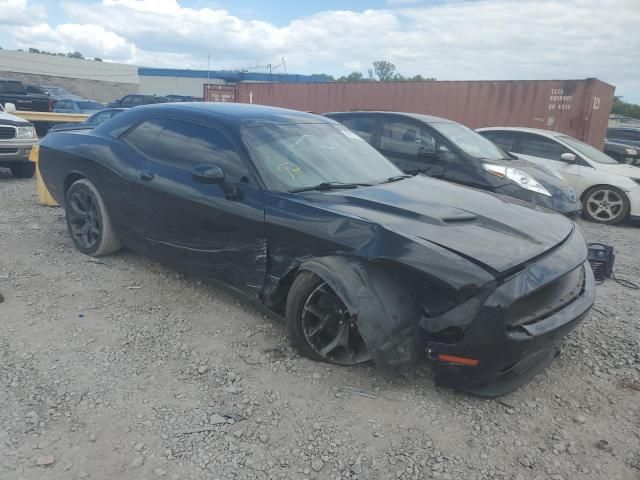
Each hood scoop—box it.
[441,213,478,225]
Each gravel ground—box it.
[1,173,639,480]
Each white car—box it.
[477,127,640,224]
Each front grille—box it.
[0,126,16,140]
[0,147,19,155]
[506,265,585,328]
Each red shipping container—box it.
[235,79,614,148]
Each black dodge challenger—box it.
[39,103,596,396]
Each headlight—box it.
[632,178,640,186]
[16,126,37,139]
[483,164,551,196]
[625,148,638,156]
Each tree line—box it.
[612,96,640,120]
[314,60,435,82]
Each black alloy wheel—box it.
[299,280,371,365]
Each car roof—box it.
[325,111,455,124]
[477,126,568,137]
[134,102,334,126]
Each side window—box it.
[520,133,569,161]
[154,119,251,183]
[340,117,376,144]
[123,118,164,156]
[483,131,517,152]
[380,120,436,156]
[56,100,71,110]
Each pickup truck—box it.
[0,102,38,178]
[0,79,53,112]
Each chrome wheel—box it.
[67,189,101,249]
[585,188,625,222]
[301,283,371,365]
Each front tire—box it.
[65,179,121,256]
[285,271,371,366]
[10,162,36,179]
[582,185,629,225]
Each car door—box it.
[378,117,447,177]
[515,132,582,189]
[137,117,266,294]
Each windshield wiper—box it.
[379,174,412,184]
[289,181,372,193]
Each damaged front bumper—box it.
[423,228,595,397]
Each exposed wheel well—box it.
[63,173,86,197]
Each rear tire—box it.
[10,163,36,179]
[65,179,121,256]
[285,271,371,366]
[582,185,629,225]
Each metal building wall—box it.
[236,79,615,148]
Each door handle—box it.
[139,171,155,181]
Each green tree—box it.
[337,71,365,82]
[311,73,334,81]
[94,57,103,62]
[612,96,640,120]
[371,60,396,81]
[67,51,84,59]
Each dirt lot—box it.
[1,173,639,480]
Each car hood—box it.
[594,162,640,175]
[0,110,30,125]
[298,175,573,274]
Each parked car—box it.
[49,108,126,133]
[39,103,595,396]
[607,127,640,149]
[107,94,168,108]
[0,78,53,112]
[325,111,581,217]
[477,127,640,224]
[52,98,105,114]
[0,102,38,178]
[603,140,640,166]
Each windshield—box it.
[78,101,104,110]
[431,122,505,160]
[558,135,619,164]
[46,87,71,96]
[242,123,402,192]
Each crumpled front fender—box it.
[299,256,422,366]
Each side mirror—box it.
[4,102,17,113]
[428,164,446,179]
[560,152,576,162]
[192,164,241,200]
[192,165,225,184]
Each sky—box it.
[1,0,639,103]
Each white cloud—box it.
[1,0,639,100]
[0,0,46,26]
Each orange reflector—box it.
[437,354,479,366]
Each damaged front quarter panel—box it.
[261,191,496,366]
